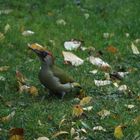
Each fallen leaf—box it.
[1,111,15,123]
[93,126,106,131]
[62,51,84,66]
[114,125,124,139]
[16,71,26,84]
[133,115,140,124]
[70,127,76,137]
[125,33,130,37]
[118,85,127,91]
[59,117,66,128]
[80,128,87,133]
[124,104,135,109]
[88,56,111,69]
[56,19,66,25]
[83,106,93,111]
[89,69,98,74]
[84,13,90,19]
[106,45,118,53]
[134,39,140,44]
[0,9,13,15]
[98,109,110,119]
[52,131,68,139]
[64,40,81,51]
[37,137,49,140]
[131,42,140,54]
[29,86,38,96]
[72,105,83,117]
[22,30,34,36]
[80,96,92,106]
[103,33,114,39]
[0,76,6,81]
[94,80,112,86]
[0,32,5,41]
[0,66,10,72]
[9,128,24,140]
[4,24,11,33]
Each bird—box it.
[28,43,82,99]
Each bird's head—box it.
[28,43,54,65]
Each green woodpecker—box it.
[28,43,81,98]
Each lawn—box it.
[0,0,140,139]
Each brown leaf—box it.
[52,131,69,139]
[16,71,26,84]
[72,105,83,117]
[106,45,118,53]
[29,86,38,96]
[28,43,47,52]
[9,128,24,140]
[1,111,15,123]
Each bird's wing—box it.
[51,65,75,84]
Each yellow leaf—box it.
[9,128,24,140]
[0,66,10,72]
[80,96,92,106]
[114,125,124,139]
[29,86,38,96]
[1,111,15,123]
[106,45,118,54]
[72,105,83,117]
[52,131,68,139]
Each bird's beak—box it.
[28,43,47,54]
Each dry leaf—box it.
[70,127,76,137]
[131,43,140,54]
[0,32,5,41]
[16,71,26,84]
[64,40,81,51]
[0,76,6,81]
[83,106,93,111]
[72,105,83,117]
[59,118,66,128]
[0,9,13,15]
[37,137,49,140]
[9,128,24,140]
[62,51,84,66]
[114,125,124,139]
[80,96,92,106]
[103,33,114,39]
[4,24,11,33]
[106,45,118,53]
[133,115,140,124]
[89,69,98,74]
[88,56,110,68]
[52,131,68,139]
[22,30,34,36]
[98,109,110,119]
[94,80,112,86]
[29,86,38,96]
[56,19,66,25]
[93,126,106,131]
[0,66,10,72]
[124,104,135,109]
[1,111,15,122]
[134,39,140,44]
[118,85,127,91]
[84,13,90,19]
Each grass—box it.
[0,0,140,139]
